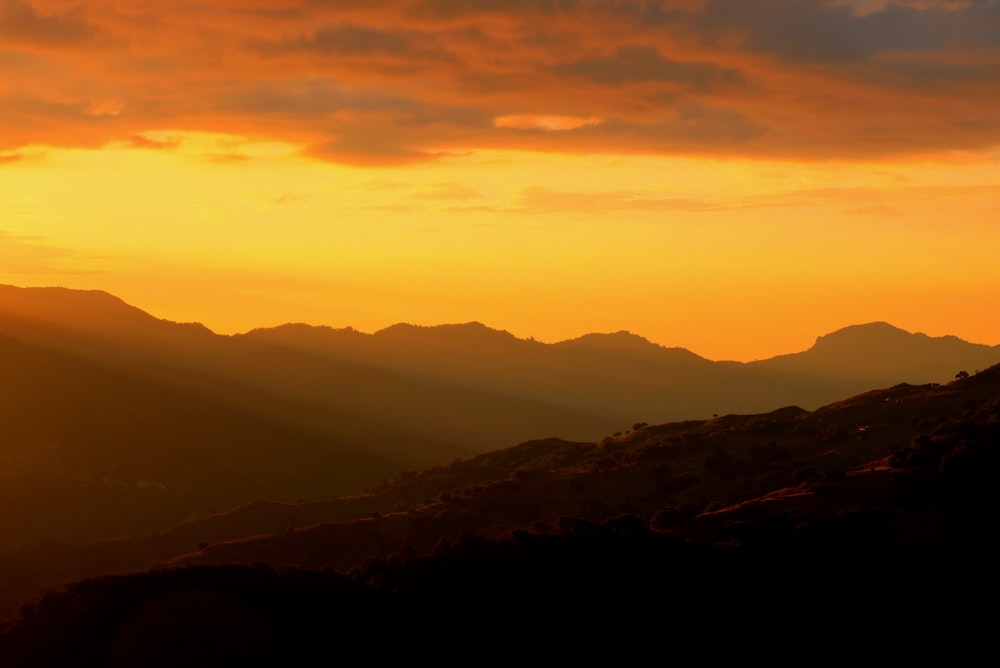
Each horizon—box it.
[3,281,996,363]
[2,2,998,361]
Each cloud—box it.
[263,24,422,57]
[305,137,440,167]
[0,152,23,164]
[124,134,179,150]
[0,230,87,275]
[692,0,975,62]
[248,22,456,76]
[842,204,904,217]
[0,0,97,47]
[410,183,483,201]
[554,46,745,90]
[515,182,980,215]
[86,98,125,117]
[201,152,250,163]
[494,115,601,130]
[515,187,738,214]
[1,0,999,161]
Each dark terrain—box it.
[2,366,998,663]
[1,284,997,662]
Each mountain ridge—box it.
[4,284,998,430]
[4,283,996,363]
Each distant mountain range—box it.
[0,283,996,554]
[3,284,997,447]
[242,318,1000,423]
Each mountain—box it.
[3,367,997,660]
[0,285,215,349]
[5,283,998,456]
[154,366,1000,574]
[0,285,622,452]
[2,282,998,621]
[0,333,444,549]
[752,321,999,381]
[7,285,996,434]
[243,318,999,423]
[4,364,996,619]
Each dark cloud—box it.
[0,0,96,46]
[693,0,980,62]
[219,82,440,119]
[251,23,453,68]
[407,0,585,20]
[865,57,1000,90]
[235,4,305,21]
[555,46,746,90]
[290,24,419,56]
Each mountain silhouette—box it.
[244,317,999,423]
[4,284,997,436]
[3,365,997,658]
[0,285,621,452]
[0,333,445,550]
[752,321,997,381]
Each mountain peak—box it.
[563,330,661,351]
[375,321,515,340]
[0,284,213,338]
[812,322,915,349]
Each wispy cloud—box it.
[494,115,602,131]
[123,134,179,150]
[0,230,91,275]
[410,183,483,201]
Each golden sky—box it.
[1,0,998,360]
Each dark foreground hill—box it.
[3,367,998,661]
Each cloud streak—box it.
[0,230,86,275]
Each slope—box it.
[0,285,622,450]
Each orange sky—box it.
[2,0,998,360]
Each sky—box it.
[1,0,998,361]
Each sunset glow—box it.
[2,0,998,360]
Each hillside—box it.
[0,286,622,451]
[3,364,996,623]
[0,334,439,549]
[2,367,997,661]
[159,366,997,573]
